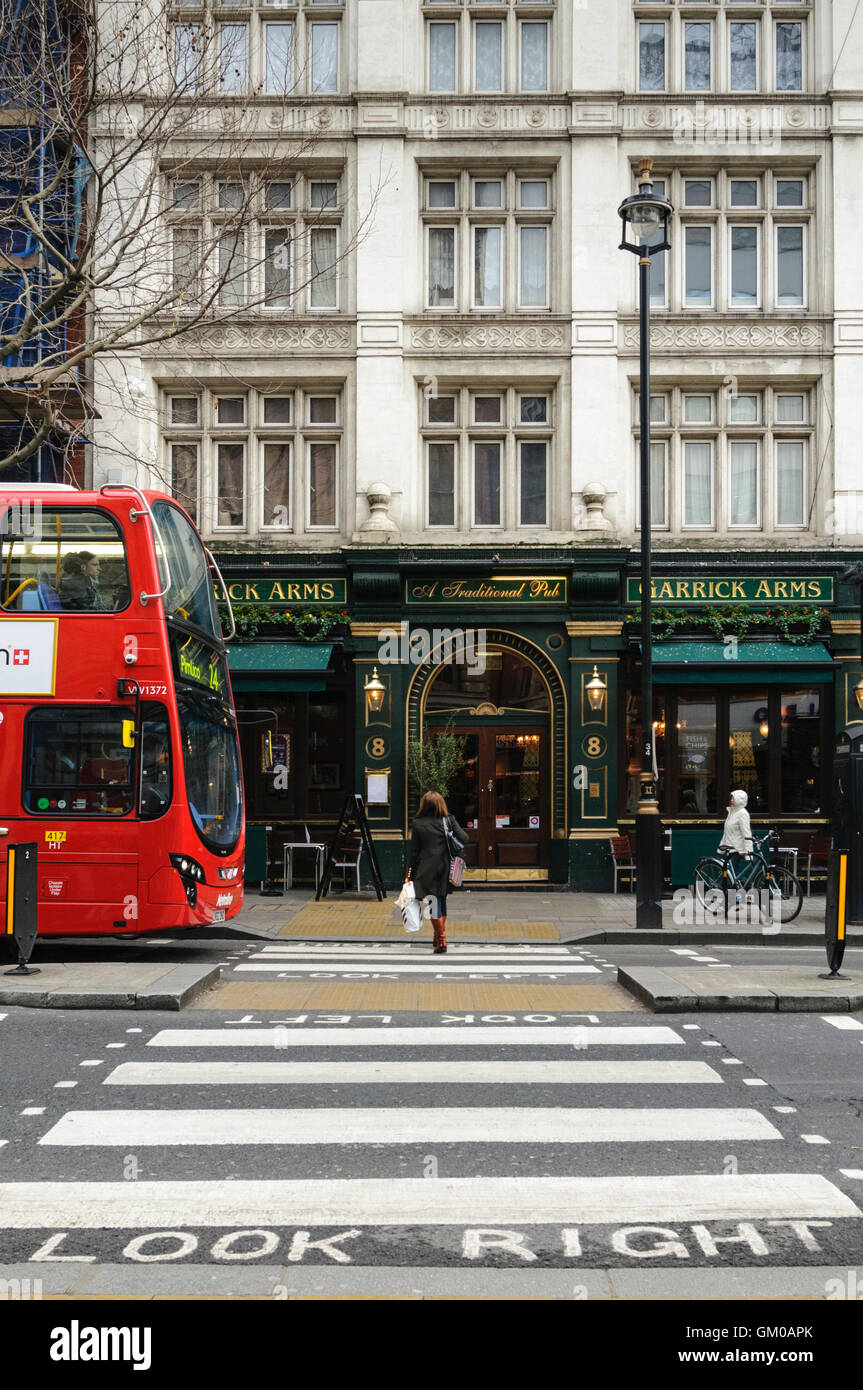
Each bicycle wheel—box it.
[756,865,803,925]
[693,858,727,909]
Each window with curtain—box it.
[164,386,341,539]
[422,386,553,533]
[519,225,547,307]
[684,226,712,304]
[776,225,804,305]
[776,441,805,526]
[474,442,502,526]
[683,441,713,527]
[473,226,502,307]
[428,226,456,307]
[730,224,758,306]
[265,23,293,94]
[475,22,502,91]
[519,441,547,526]
[309,227,338,308]
[520,22,547,92]
[219,25,247,94]
[429,22,456,91]
[310,23,338,93]
[423,170,553,313]
[729,440,760,527]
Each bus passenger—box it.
[59,552,104,610]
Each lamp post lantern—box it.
[618,159,673,929]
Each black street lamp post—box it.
[618,159,673,930]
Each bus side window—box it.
[139,710,172,819]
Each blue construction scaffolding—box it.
[0,0,88,481]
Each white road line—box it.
[258,944,571,954]
[841,1169,863,1178]
[691,956,719,963]
[774,1106,797,1114]
[38,1107,784,1147]
[20,1108,44,1116]
[148,1025,686,1049]
[53,1082,76,1089]
[820,1016,863,1030]
[801,1134,830,1145]
[103,1059,725,1087]
[252,950,575,961]
[0,1174,857,1227]
[743,1078,768,1086]
[670,950,698,956]
[233,962,601,976]
[0,1014,6,1021]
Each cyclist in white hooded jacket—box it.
[719,788,754,874]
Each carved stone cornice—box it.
[621,319,827,353]
[143,321,354,355]
[409,320,569,351]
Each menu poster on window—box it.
[680,732,712,774]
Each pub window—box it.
[422,383,553,532]
[162,385,343,540]
[623,681,829,821]
[234,683,352,825]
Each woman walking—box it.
[407,791,468,954]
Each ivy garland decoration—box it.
[625,604,830,646]
[219,603,350,643]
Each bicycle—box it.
[693,829,803,925]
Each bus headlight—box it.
[170,854,206,884]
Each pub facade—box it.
[216,548,863,890]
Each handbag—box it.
[443,816,466,890]
[397,875,422,932]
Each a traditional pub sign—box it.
[626,576,834,605]
[406,575,568,605]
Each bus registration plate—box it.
[212,909,226,922]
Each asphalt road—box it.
[0,937,861,1298]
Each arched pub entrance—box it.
[407,632,567,880]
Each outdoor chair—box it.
[333,832,364,892]
[610,834,636,893]
[804,835,833,895]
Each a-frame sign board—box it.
[316,793,387,901]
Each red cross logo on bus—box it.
[13,649,30,665]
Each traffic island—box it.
[617,964,863,1013]
[0,960,221,1010]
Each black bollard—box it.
[4,842,40,976]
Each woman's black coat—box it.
[408,814,469,901]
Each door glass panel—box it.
[443,734,480,860]
[676,695,717,814]
[494,733,541,830]
[728,693,769,813]
[781,689,821,813]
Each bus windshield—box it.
[177,693,243,852]
[1,507,130,613]
[151,501,221,641]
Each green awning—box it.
[227,642,333,691]
[653,641,835,685]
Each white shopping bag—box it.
[397,878,421,932]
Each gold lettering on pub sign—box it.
[220,579,345,605]
[407,576,566,604]
[626,576,832,605]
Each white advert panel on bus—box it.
[0,619,58,695]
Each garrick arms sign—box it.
[626,576,834,605]
[214,578,347,605]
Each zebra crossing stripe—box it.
[257,945,571,955]
[233,963,601,975]
[103,1060,724,1086]
[0,1174,857,1226]
[148,1026,686,1048]
[39,1107,782,1146]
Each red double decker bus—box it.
[0,483,244,936]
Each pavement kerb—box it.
[616,964,863,1013]
[0,963,221,1011]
